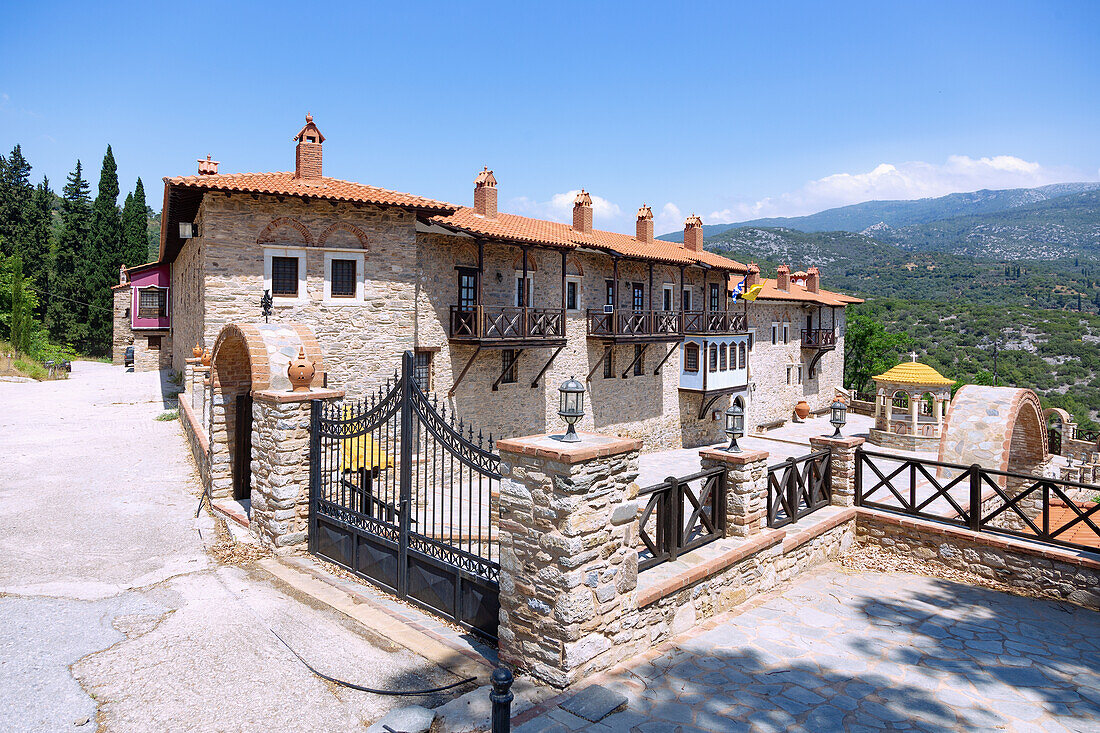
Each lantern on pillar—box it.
[557,377,585,443]
[830,398,848,437]
[725,401,744,452]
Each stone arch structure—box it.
[938,385,1048,475]
[511,251,538,271]
[565,254,584,276]
[257,216,314,247]
[208,322,325,503]
[1043,407,1074,455]
[453,243,479,269]
[317,221,369,249]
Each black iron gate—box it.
[309,351,501,639]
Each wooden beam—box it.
[493,348,524,391]
[621,344,647,379]
[447,346,481,398]
[653,343,677,375]
[531,345,564,389]
[586,346,613,382]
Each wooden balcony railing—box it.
[801,328,837,350]
[682,310,748,335]
[449,305,565,343]
[586,310,683,341]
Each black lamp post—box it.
[557,377,585,443]
[725,401,744,452]
[830,398,848,438]
[261,289,273,323]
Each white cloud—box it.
[508,189,622,225]
[707,155,1088,223]
[654,202,683,234]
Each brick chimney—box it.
[636,204,654,243]
[293,114,325,180]
[745,262,761,288]
[806,266,820,293]
[197,155,219,175]
[473,167,498,218]
[777,264,791,291]
[684,214,704,252]
[573,190,593,235]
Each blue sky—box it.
[2,1,1098,235]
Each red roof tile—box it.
[731,275,863,306]
[164,171,455,213]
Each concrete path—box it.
[517,565,1100,732]
[0,362,466,731]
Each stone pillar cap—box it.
[809,435,866,449]
[497,432,641,464]
[698,447,769,465]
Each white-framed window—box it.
[323,250,366,303]
[514,272,533,307]
[771,322,779,345]
[662,284,674,312]
[565,277,582,312]
[682,288,692,311]
[264,248,308,302]
[782,322,790,344]
[786,364,794,385]
[747,329,756,351]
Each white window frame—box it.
[747,329,756,351]
[514,271,533,307]
[682,288,692,311]
[771,322,779,345]
[783,322,790,345]
[662,284,674,312]
[786,364,794,385]
[565,276,582,313]
[323,250,366,304]
[264,247,308,303]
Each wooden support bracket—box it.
[493,349,524,391]
[447,346,481,398]
[653,343,678,375]
[621,344,647,379]
[531,346,564,388]
[586,346,613,382]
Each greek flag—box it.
[731,277,746,300]
[732,276,762,302]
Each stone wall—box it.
[857,508,1100,609]
[745,301,845,430]
[171,234,206,376]
[132,330,172,372]
[250,394,312,549]
[112,286,132,365]
[867,427,939,452]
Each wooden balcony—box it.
[586,309,684,343]
[449,305,566,347]
[683,310,748,335]
[801,328,837,351]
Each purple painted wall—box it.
[129,264,171,329]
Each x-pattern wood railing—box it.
[767,450,832,528]
[449,306,565,341]
[638,467,726,571]
[856,447,1100,552]
[683,310,748,334]
[801,329,837,349]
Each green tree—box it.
[8,254,29,352]
[48,161,92,345]
[120,177,148,266]
[843,312,911,394]
[23,178,53,318]
[0,144,33,258]
[82,145,122,353]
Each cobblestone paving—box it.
[517,565,1100,732]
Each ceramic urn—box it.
[288,347,315,392]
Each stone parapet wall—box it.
[857,508,1100,609]
[171,234,205,376]
[112,287,132,365]
[867,427,939,452]
[1062,436,1099,464]
[179,395,210,489]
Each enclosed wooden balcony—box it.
[586,309,683,343]
[449,305,566,347]
[683,310,747,335]
[801,328,837,351]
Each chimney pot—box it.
[572,190,593,235]
[745,262,761,288]
[293,114,325,180]
[473,167,498,218]
[636,204,654,244]
[684,214,704,252]
[806,266,820,293]
[777,264,791,292]
[197,154,219,175]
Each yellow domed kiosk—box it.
[869,355,955,450]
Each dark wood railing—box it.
[638,467,726,571]
[586,309,682,340]
[801,328,837,349]
[856,447,1100,553]
[767,450,832,528]
[449,305,565,342]
[682,310,748,334]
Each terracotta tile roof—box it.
[164,171,455,213]
[432,206,748,271]
[732,276,863,306]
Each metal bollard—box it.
[490,667,514,733]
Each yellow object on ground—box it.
[340,434,393,472]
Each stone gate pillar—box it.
[809,435,865,508]
[698,447,770,537]
[495,432,642,688]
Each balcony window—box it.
[682,288,692,311]
[662,285,673,311]
[137,287,167,319]
[514,273,532,307]
[709,283,720,311]
[457,268,478,309]
[684,343,699,372]
[719,343,727,371]
[632,283,644,311]
[709,344,718,372]
[605,279,615,307]
[566,279,579,311]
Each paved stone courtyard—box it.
[517,565,1100,733]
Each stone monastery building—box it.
[114,116,861,451]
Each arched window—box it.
[684,343,700,372]
[709,344,718,372]
[719,343,727,371]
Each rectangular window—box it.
[501,349,518,384]
[772,323,779,345]
[414,351,432,390]
[709,344,718,372]
[458,268,478,309]
[797,364,804,384]
[632,283,644,311]
[786,365,793,385]
[684,343,699,372]
[137,288,167,318]
[738,342,747,369]
[783,323,790,344]
[748,330,755,351]
[605,279,615,307]
[682,288,692,311]
[719,343,728,371]
[329,258,357,298]
[634,344,644,376]
[147,335,161,350]
[604,348,615,379]
[709,283,721,311]
[662,285,674,312]
[271,256,299,297]
[566,280,578,311]
[514,274,532,307]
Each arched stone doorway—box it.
[208,323,325,505]
[1043,407,1073,457]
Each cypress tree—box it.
[83,145,122,354]
[121,177,149,266]
[48,161,92,345]
[9,254,28,352]
[24,177,53,318]
[0,145,33,258]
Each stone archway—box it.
[938,385,1049,475]
[209,323,325,504]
